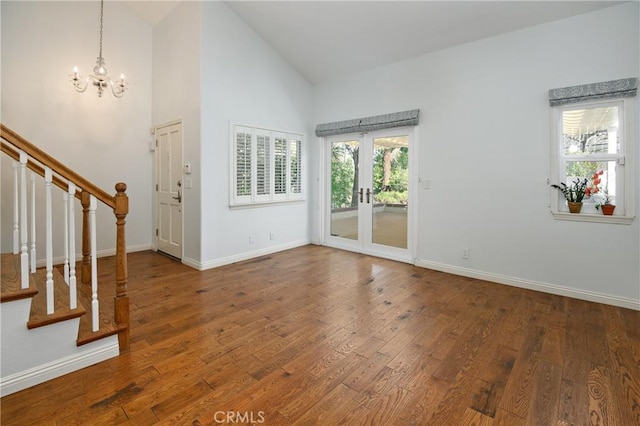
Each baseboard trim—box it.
[190,239,311,271]
[181,256,201,270]
[0,337,119,397]
[415,259,640,311]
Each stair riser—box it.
[1,297,120,396]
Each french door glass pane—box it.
[372,136,408,249]
[330,140,359,241]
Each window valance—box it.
[549,77,637,106]
[315,109,419,137]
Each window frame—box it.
[230,123,305,207]
[550,98,636,224]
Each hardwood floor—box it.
[1,245,639,425]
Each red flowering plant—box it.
[584,170,604,198]
[586,170,614,208]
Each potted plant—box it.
[551,178,588,213]
[595,191,616,215]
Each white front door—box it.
[325,127,414,262]
[156,121,183,259]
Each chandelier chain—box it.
[98,0,104,59]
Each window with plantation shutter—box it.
[231,124,304,206]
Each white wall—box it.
[197,2,313,267]
[2,1,636,308]
[151,1,202,263]
[1,1,153,256]
[312,3,640,306]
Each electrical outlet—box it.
[270,232,276,241]
[462,248,470,259]
[249,235,255,244]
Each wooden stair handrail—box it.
[1,124,114,209]
[1,123,130,351]
[1,142,81,200]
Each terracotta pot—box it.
[567,202,583,213]
[600,204,616,215]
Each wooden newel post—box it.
[114,182,130,351]
[81,191,91,285]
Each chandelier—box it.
[70,0,126,98]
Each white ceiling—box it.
[120,0,625,85]
[119,1,182,27]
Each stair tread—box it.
[76,270,125,346]
[27,268,86,329]
[2,251,124,347]
[1,253,38,302]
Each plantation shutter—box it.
[230,124,304,206]
[256,131,271,199]
[290,137,302,196]
[235,129,252,199]
[274,136,287,197]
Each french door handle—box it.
[359,188,363,203]
[366,188,371,204]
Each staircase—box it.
[0,124,130,396]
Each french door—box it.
[325,128,413,262]
[156,121,183,259]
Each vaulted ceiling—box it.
[120,1,625,85]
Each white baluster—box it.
[30,172,36,273]
[63,192,70,284]
[19,151,29,289]
[12,161,19,254]
[45,167,54,314]
[90,195,98,331]
[68,183,77,310]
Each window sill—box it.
[551,211,634,224]
[229,199,306,210]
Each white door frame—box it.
[321,126,418,264]
[153,119,184,260]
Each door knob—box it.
[366,188,371,204]
[172,190,182,203]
